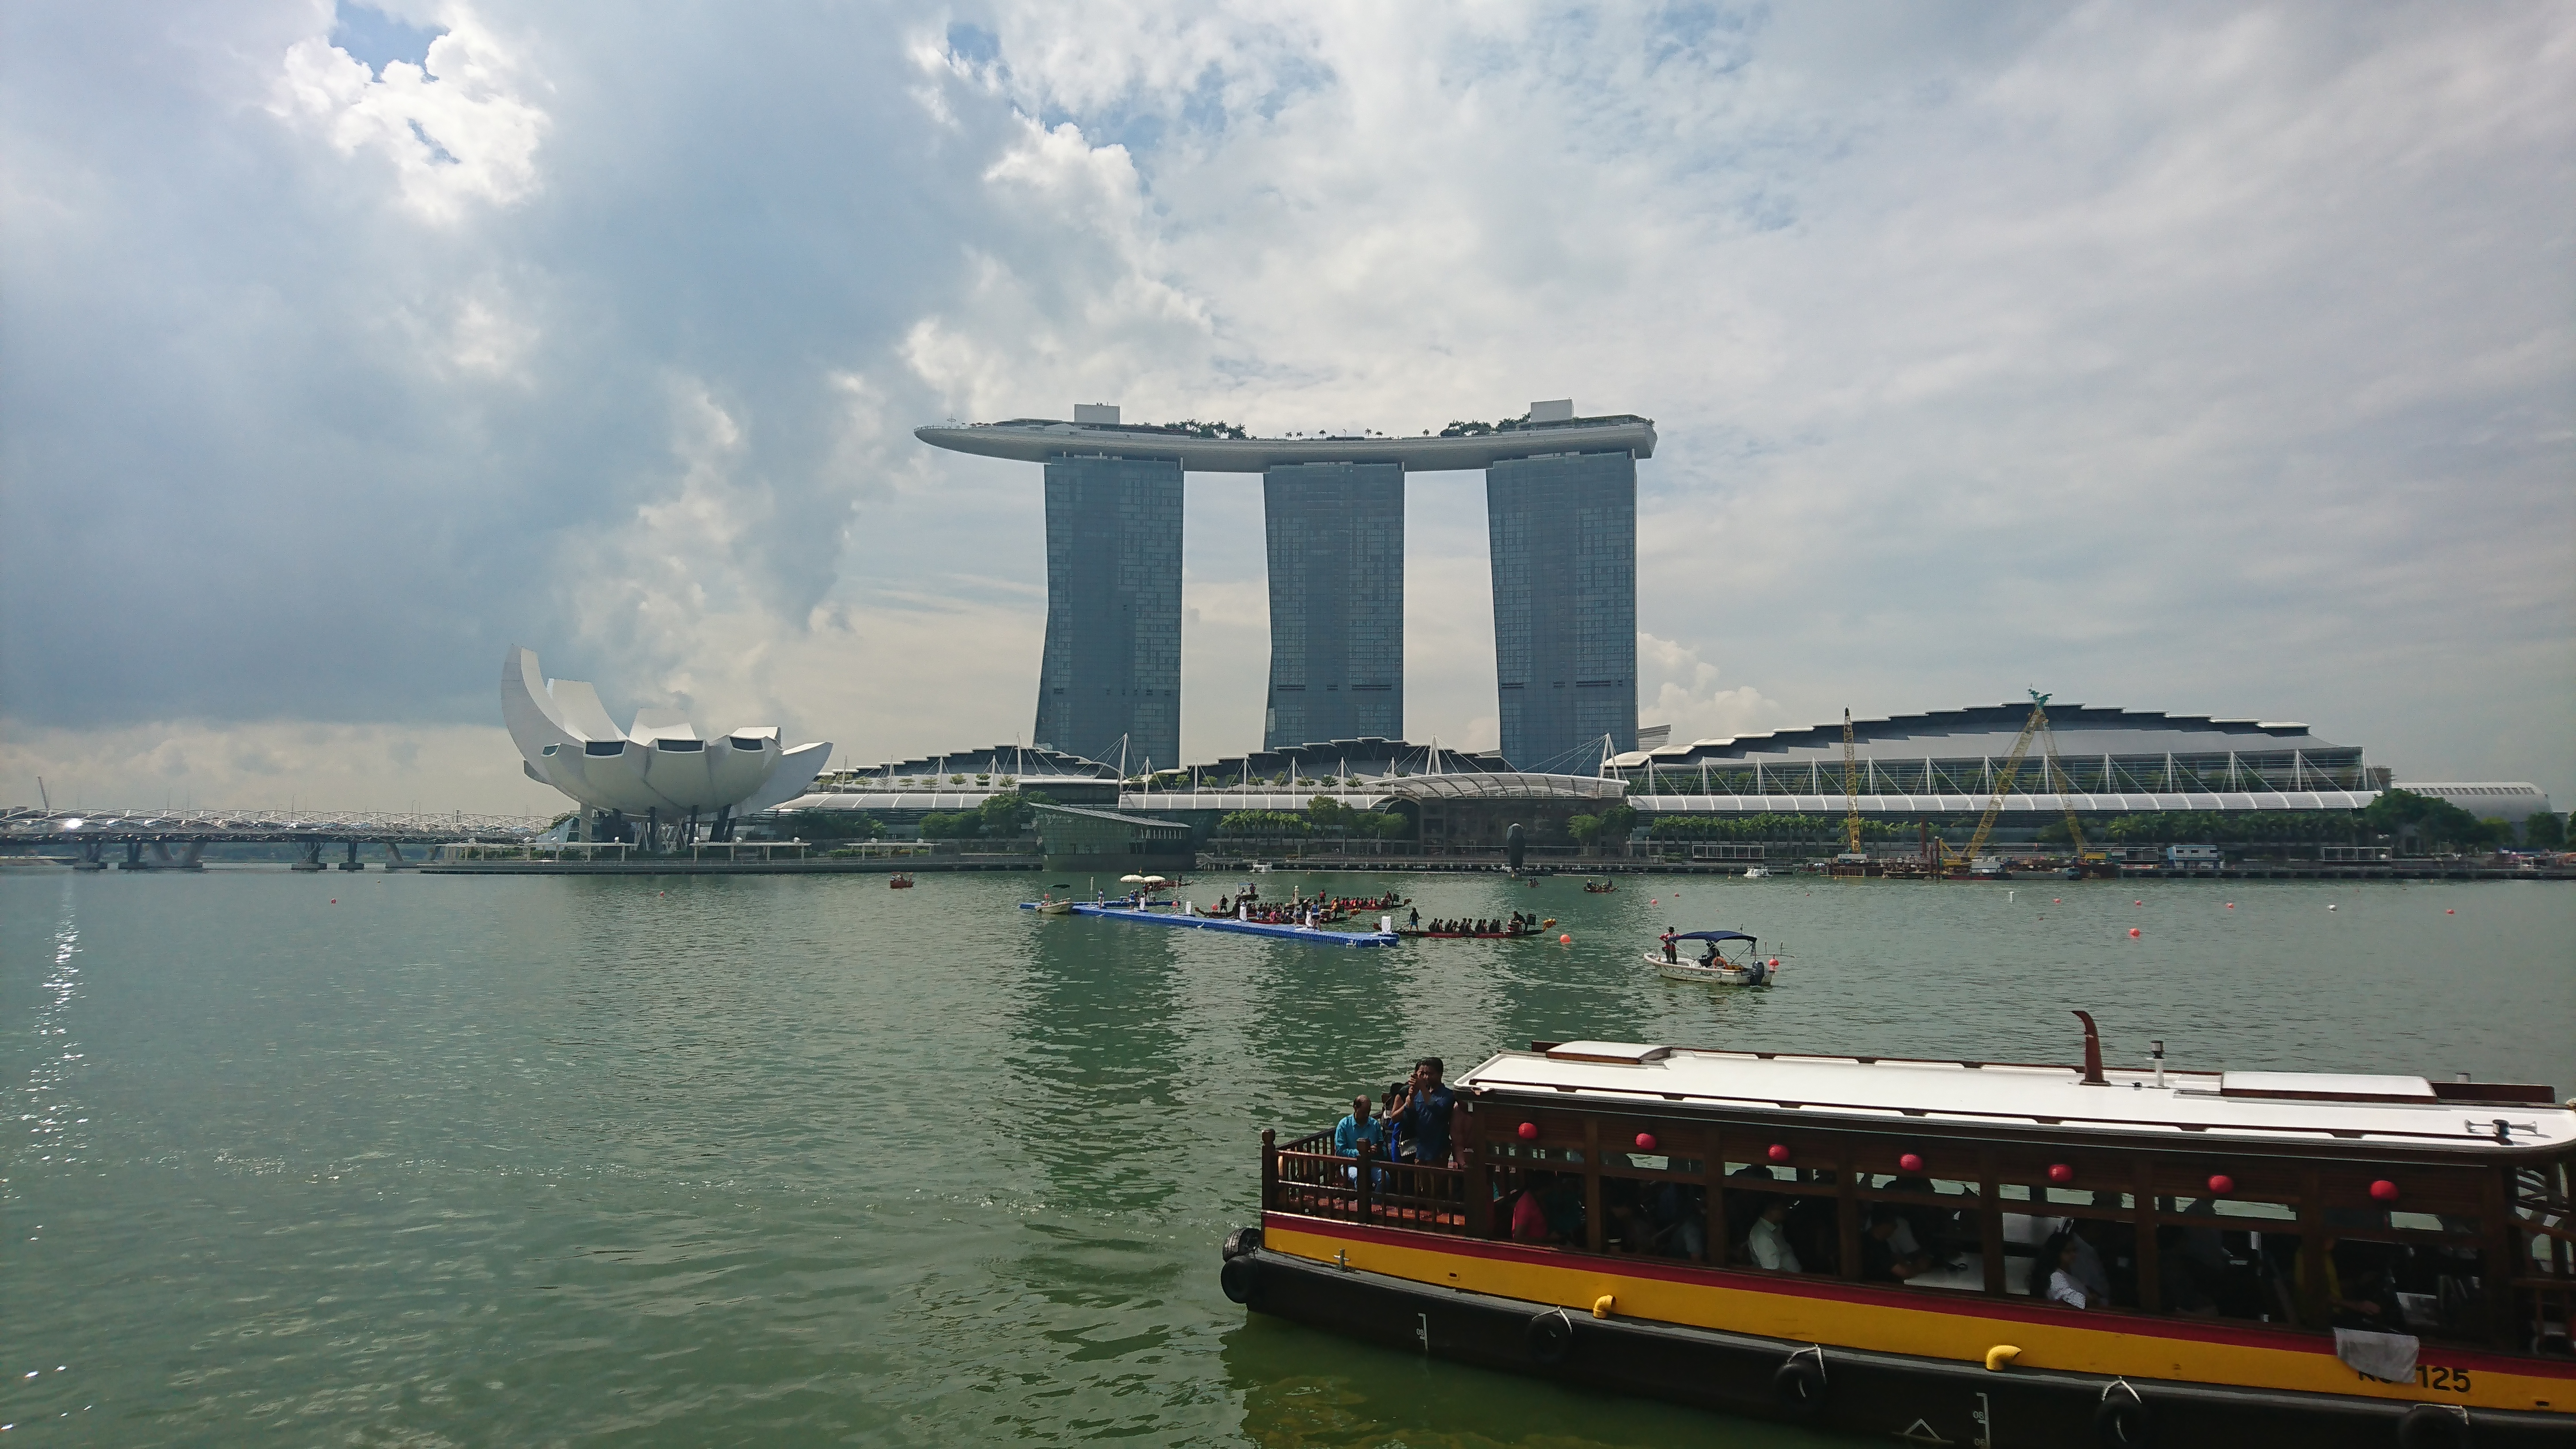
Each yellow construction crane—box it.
[1941,690,2092,875]
[1842,709,1864,857]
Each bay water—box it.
[3,868,2568,1445]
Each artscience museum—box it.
[502,646,831,846]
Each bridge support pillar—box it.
[118,840,145,869]
[74,841,105,871]
[291,839,326,871]
[337,840,365,871]
[384,842,410,871]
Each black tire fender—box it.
[1525,1310,1574,1366]
[1771,1351,1828,1418]
[1220,1226,1263,1260]
[1219,1255,1261,1307]
[2397,1403,2474,1449]
[2092,1382,2156,1447]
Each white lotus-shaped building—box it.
[502,647,831,824]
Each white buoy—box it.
[2328,904,2338,911]
[2008,890,2016,902]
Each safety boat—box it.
[887,873,915,889]
[1220,1017,2576,1446]
[1646,930,1779,986]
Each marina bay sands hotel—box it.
[914,401,1654,774]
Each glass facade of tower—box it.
[1486,450,1637,772]
[1262,462,1404,749]
[1034,453,1182,771]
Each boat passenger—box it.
[1660,928,1678,963]
[1510,1173,1558,1244]
[1407,907,1420,928]
[2040,1232,2092,1308]
[1387,1057,1455,1168]
[1748,1197,1802,1273]
[2065,1219,2115,1304]
[1333,1094,1385,1184]
[1646,1181,1706,1261]
[1862,1210,1933,1282]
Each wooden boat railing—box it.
[1263,1129,1470,1237]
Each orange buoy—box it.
[1558,933,1571,944]
[2127,927,2142,938]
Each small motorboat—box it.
[1033,895,1073,916]
[888,873,916,889]
[1582,879,1618,894]
[1644,929,1780,987]
[1742,866,1770,879]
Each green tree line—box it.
[918,790,1054,840]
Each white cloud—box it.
[0,719,561,816]
[5,2,2569,811]
[270,8,547,222]
[1638,633,1786,746]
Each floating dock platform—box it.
[1022,901,1400,947]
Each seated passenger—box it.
[1647,1180,1707,1261]
[1511,1173,1557,1244]
[1862,1209,1934,1282]
[2040,1232,2092,1308]
[1333,1094,1384,1161]
[1748,1197,1802,1272]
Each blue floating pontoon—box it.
[1019,901,1399,947]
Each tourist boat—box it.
[1645,930,1778,986]
[1220,1017,2576,1446]
[887,873,914,889]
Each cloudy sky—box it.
[3,1,2568,814]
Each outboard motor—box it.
[1745,959,1768,987]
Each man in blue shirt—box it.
[1332,1094,1384,1159]
[1389,1057,1457,1167]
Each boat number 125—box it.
[2416,1365,2471,1393]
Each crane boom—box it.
[1842,709,1863,855]
[1960,691,2052,867]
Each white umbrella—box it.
[1119,874,1148,884]
[1142,875,1168,885]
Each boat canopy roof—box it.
[1671,930,1755,944]
[1456,1041,2576,1156]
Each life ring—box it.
[2092,1381,2156,1446]
[1525,1309,1575,1366]
[1771,1350,1828,1418]
[1220,1226,1263,1260]
[1219,1255,1262,1307]
[2396,1403,2474,1449]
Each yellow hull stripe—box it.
[1264,1221,2571,1416]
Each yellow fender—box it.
[1592,1294,1616,1319]
[1985,1344,2021,1371]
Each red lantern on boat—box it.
[1768,1143,1792,1164]
[2048,1163,2076,1186]
[1518,1121,1539,1141]
[1898,1152,1926,1174]
[1635,1132,1658,1152]
[2370,1179,2400,1204]
[2206,1174,2235,1196]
